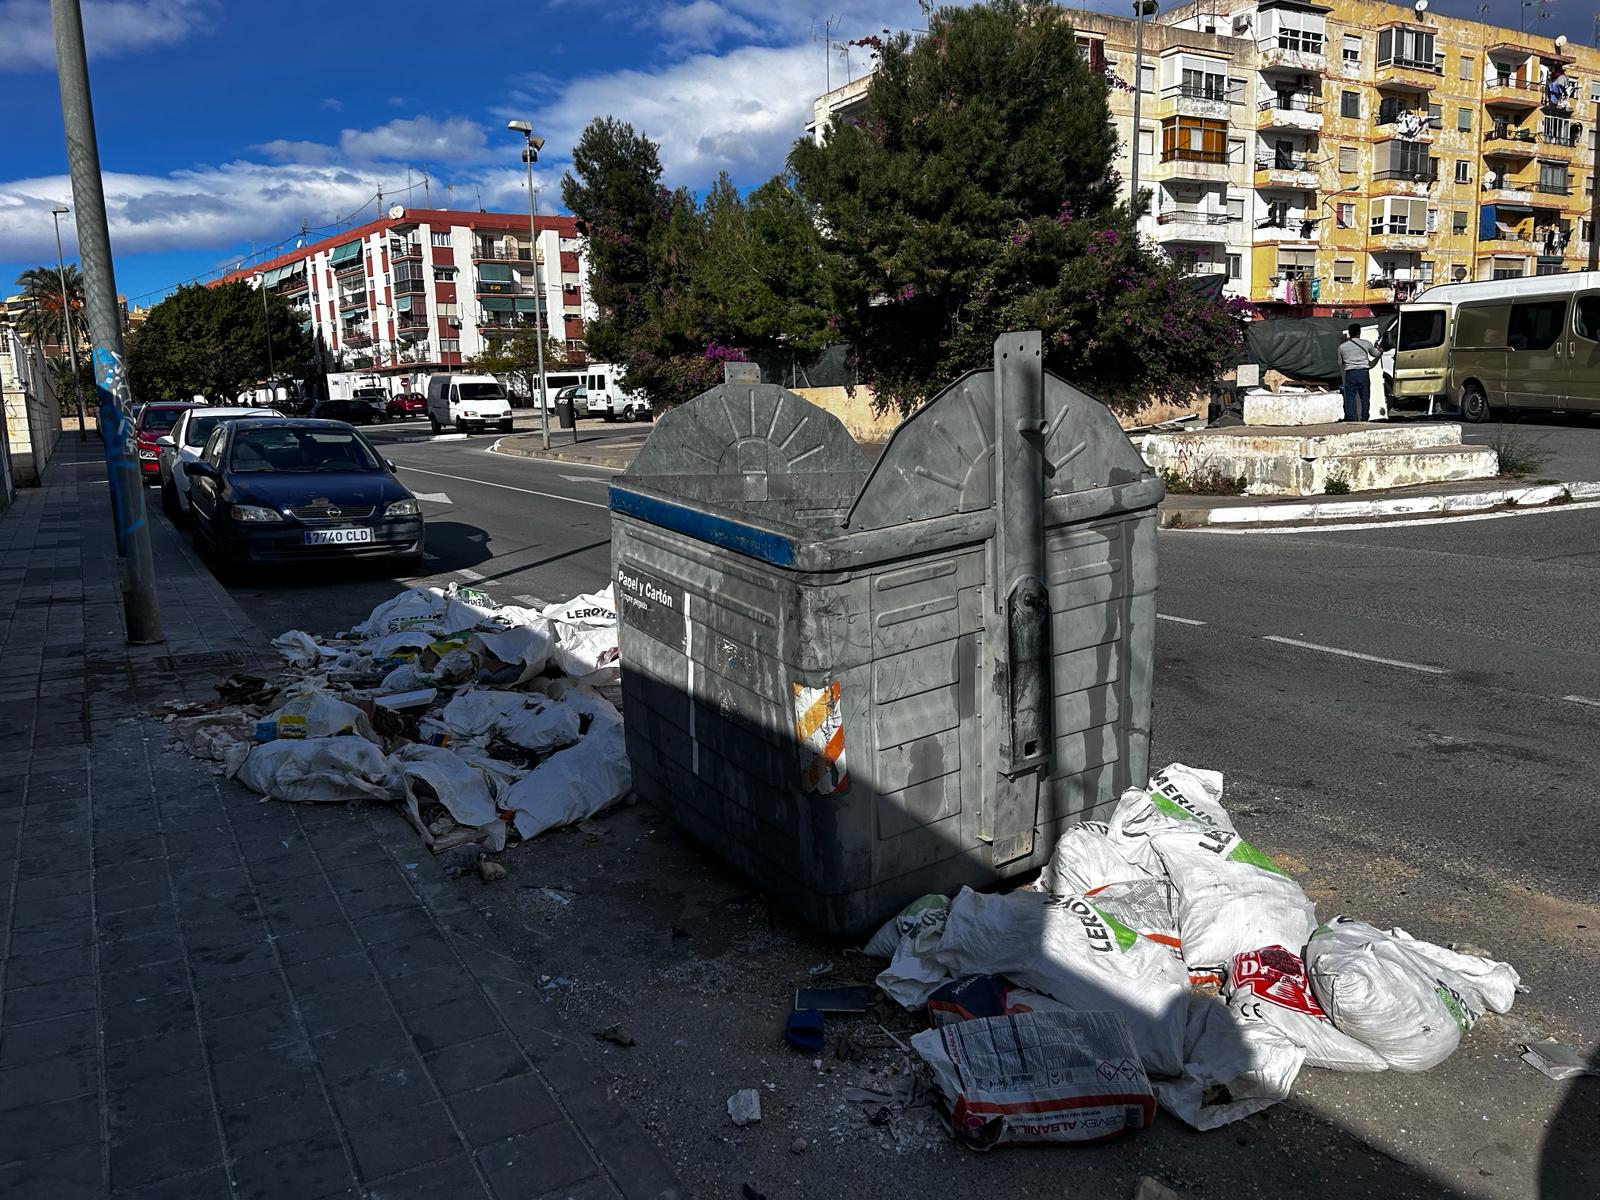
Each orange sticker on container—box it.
[792,681,849,795]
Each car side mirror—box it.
[385,459,398,472]
[186,461,215,479]
[157,435,175,448]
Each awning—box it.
[480,295,514,312]
[261,265,293,287]
[329,240,362,266]
[395,295,413,312]
[512,297,544,313]
[476,263,513,283]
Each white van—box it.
[425,374,513,434]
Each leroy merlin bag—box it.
[1149,824,1317,973]
[868,895,956,1009]
[1152,996,1307,1130]
[355,586,448,637]
[234,736,398,804]
[1225,945,1386,1072]
[934,887,1191,1077]
[1039,821,1149,895]
[1305,916,1517,1072]
[258,690,379,744]
[1107,763,1232,871]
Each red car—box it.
[135,401,195,484]
[386,391,426,418]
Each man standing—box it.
[1338,323,1380,422]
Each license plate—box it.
[304,528,372,546]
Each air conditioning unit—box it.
[447,317,461,328]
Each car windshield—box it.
[139,408,183,433]
[184,413,268,447]
[230,428,381,473]
[457,383,504,401]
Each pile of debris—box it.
[866,763,1522,1148]
[165,582,630,858]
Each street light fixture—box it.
[49,203,88,441]
[507,120,551,450]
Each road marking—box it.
[1563,694,1600,709]
[561,474,609,484]
[411,491,452,504]
[1156,613,1206,626]
[455,568,487,583]
[394,465,609,510]
[1185,497,1600,536]
[515,594,548,609]
[1263,635,1447,675]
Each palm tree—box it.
[14,264,88,350]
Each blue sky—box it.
[0,0,1586,308]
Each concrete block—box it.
[1241,389,1343,426]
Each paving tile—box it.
[312,1017,419,1084]
[99,959,189,1007]
[0,1009,99,1068]
[385,965,483,1015]
[117,1167,234,1199]
[345,1101,463,1182]
[0,1052,98,1111]
[0,1147,103,1200]
[274,924,363,966]
[0,1092,101,1154]
[221,1085,340,1157]
[109,1114,224,1192]
[357,1155,485,1200]
[423,1034,533,1098]
[192,966,290,1019]
[103,992,197,1046]
[373,933,460,981]
[102,1027,205,1092]
[402,995,503,1056]
[106,1072,214,1135]
[448,1074,563,1149]
[1,974,98,1023]
[8,919,96,956]
[210,1049,321,1108]
[230,1132,356,1200]
[326,1057,437,1124]
[474,1124,599,1200]
[5,945,93,987]
[285,951,378,997]
[202,1005,306,1063]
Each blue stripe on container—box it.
[609,487,796,567]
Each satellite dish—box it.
[387,204,405,219]
[1414,0,1427,12]
[1556,34,1569,48]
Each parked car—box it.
[386,391,426,419]
[158,406,284,521]
[308,398,385,425]
[574,384,653,422]
[185,418,424,578]
[425,373,514,433]
[350,385,390,411]
[134,401,194,485]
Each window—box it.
[1460,55,1474,81]
[1227,194,1245,222]
[1457,107,1472,131]
[1180,65,1225,99]
[434,266,458,281]
[438,337,461,352]
[1138,128,1155,158]
[1426,207,1439,232]
[1276,248,1316,279]
[1271,8,1325,55]
[1377,27,1437,71]
[1506,299,1567,350]
[1380,140,1433,180]
[1543,115,1579,145]
[1336,202,1355,228]
[1370,197,1427,235]
[1454,160,1470,184]
[1452,209,1468,234]
[1343,35,1361,66]
[1591,80,1600,102]
[1140,63,1156,94]
[1332,257,1356,283]
[1539,161,1571,195]
[1226,253,1242,281]
[1536,263,1565,276]
[1339,145,1358,172]
[435,302,459,319]
[1398,309,1446,350]
[1340,90,1359,118]
[430,231,451,247]
[1588,177,1596,197]
[1575,295,1600,340]
[1074,35,1107,75]
[1492,260,1525,280]
[1161,117,1227,162]
[1228,137,1246,164]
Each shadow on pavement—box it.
[1538,1047,1600,1199]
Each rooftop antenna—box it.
[422,165,431,207]
[815,15,837,92]
[475,184,484,212]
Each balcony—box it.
[1536,180,1573,197]
[1479,229,1535,251]
[1258,35,1325,73]
[1538,129,1583,154]
[475,283,539,298]
[342,331,373,349]
[1154,148,1235,184]
[1374,109,1437,141]
[1367,230,1431,252]
[1254,157,1319,190]
[1153,210,1238,242]
[337,292,368,312]
[473,243,535,263]
[1253,220,1321,244]
[390,241,423,259]
[1484,78,1541,110]
[393,276,425,295]
[1157,83,1235,121]
[1484,127,1538,159]
[1482,183,1535,204]
[396,317,430,339]
[1376,57,1442,93]
[1257,96,1323,133]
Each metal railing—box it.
[1162,82,1239,103]
[1378,55,1443,74]
[1259,34,1325,57]
[1156,210,1239,225]
[1258,94,1322,114]
[390,242,423,258]
[393,277,425,294]
[1162,147,1232,164]
[1487,126,1537,142]
[1537,180,1573,194]
[1372,167,1439,182]
[1255,156,1318,172]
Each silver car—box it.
[158,405,283,522]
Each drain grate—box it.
[153,649,250,672]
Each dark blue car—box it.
[185,418,425,578]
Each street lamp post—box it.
[1129,0,1160,211]
[49,204,87,441]
[507,121,550,451]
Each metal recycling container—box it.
[608,332,1162,935]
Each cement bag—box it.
[1225,946,1386,1072]
[1152,997,1306,1130]
[550,625,620,683]
[393,743,497,828]
[439,689,528,738]
[259,691,378,744]
[442,583,502,634]
[869,896,955,1009]
[1150,825,1316,973]
[927,975,1073,1029]
[935,887,1191,1077]
[1390,928,1520,1015]
[1039,822,1150,895]
[356,586,446,637]
[235,736,398,804]
[499,692,630,840]
[866,894,951,958]
[913,1010,1155,1149]
[497,695,581,753]
[543,587,616,627]
[1305,917,1504,1072]
[271,630,326,668]
[471,622,554,686]
[1107,763,1231,871]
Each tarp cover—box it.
[1243,316,1396,383]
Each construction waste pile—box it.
[867,764,1522,1148]
[167,582,629,856]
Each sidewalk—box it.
[494,430,647,471]
[0,438,683,1200]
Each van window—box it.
[1506,300,1566,351]
[1575,295,1600,340]
[1455,305,1506,349]
[1397,309,1445,351]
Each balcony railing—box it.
[390,241,423,258]
[473,245,536,262]
[342,332,372,349]
[1156,210,1238,225]
[1537,180,1573,195]
[396,318,430,336]
[1164,148,1231,163]
[1165,82,1238,103]
[1372,168,1439,182]
[393,276,425,294]
[1259,94,1321,114]
[1538,130,1583,149]
[1487,126,1537,143]
[1256,156,1318,172]
[1378,55,1442,74]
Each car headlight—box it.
[230,505,280,522]
[138,449,158,460]
[385,498,421,517]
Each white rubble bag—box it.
[1106,763,1232,871]
[260,690,379,743]
[392,743,498,829]
[471,622,554,686]
[1039,821,1151,895]
[542,588,616,627]
[442,583,501,634]
[912,1010,1156,1149]
[1305,917,1518,1072]
[234,736,398,804]
[1151,996,1307,1131]
[438,689,582,752]
[270,630,326,667]
[1225,946,1386,1072]
[933,887,1192,1077]
[355,586,448,637]
[498,690,631,840]
[866,895,955,1008]
[543,586,620,681]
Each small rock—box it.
[593,1023,637,1048]
[1134,1178,1184,1200]
[478,860,508,883]
[727,1088,762,1126]
[789,1137,808,1154]
[428,815,456,836]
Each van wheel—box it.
[622,406,638,423]
[429,414,441,434]
[1460,382,1491,423]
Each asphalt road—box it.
[170,424,1600,1198]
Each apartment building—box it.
[218,208,592,390]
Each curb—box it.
[490,437,641,470]
[1160,480,1600,528]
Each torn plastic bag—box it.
[174,713,255,762]
[1389,927,1521,1015]
[379,661,433,693]
[1106,763,1232,872]
[438,689,526,738]
[471,622,554,686]
[865,894,951,958]
[234,736,399,804]
[437,689,581,752]
[442,583,500,634]
[912,1010,1155,1148]
[393,743,498,828]
[1305,916,1515,1072]
[355,586,447,637]
[451,745,528,800]
[927,975,1073,1028]
[877,916,956,1009]
[259,691,379,744]
[363,629,436,659]
[1150,824,1316,975]
[934,887,1191,1077]
[271,630,326,668]
[1039,821,1151,895]
[499,691,630,839]
[1151,997,1306,1130]
[550,624,620,683]
[1225,946,1386,1072]
[542,587,616,627]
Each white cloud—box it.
[656,1,761,45]
[257,117,492,166]
[320,97,343,111]
[0,0,212,72]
